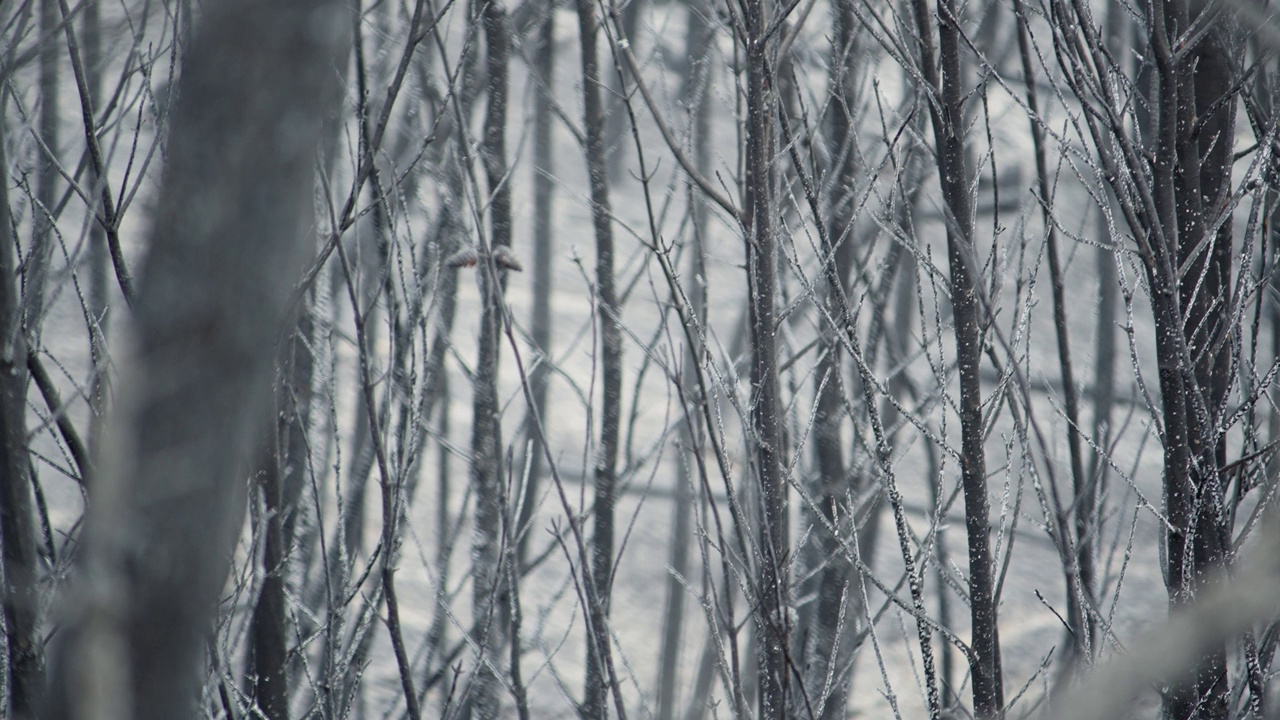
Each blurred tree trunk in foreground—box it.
[44,0,350,716]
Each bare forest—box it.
[2,0,1280,717]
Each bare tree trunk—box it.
[249,320,315,720]
[519,0,556,569]
[250,414,291,720]
[1012,0,1093,663]
[794,1,859,715]
[0,113,43,720]
[1175,8,1235,720]
[423,185,464,698]
[577,0,624,712]
[83,0,110,466]
[43,0,350,715]
[1153,3,1236,719]
[742,0,788,711]
[606,0,643,180]
[464,5,514,718]
[656,2,712,715]
[909,0,1002,713]
[28,0,59,342]
[0,5,67,708]
[1085,0,1125,616]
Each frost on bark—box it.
[1157,1,1237,717]
[909,0,1002,713]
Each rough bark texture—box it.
[743,0,788,712]
[576,0,624,714]
[466,5,514,718]
[910,0,1003,713]
[43,0,351,716]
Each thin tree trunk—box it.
[1013,0,1093,662]
[83,0,110,465]
[250,421,291,720]
[656,2,712,715]
[28,0,59,342]
[519,0,556,569]
[1085,0,1124,624]
[464,4,514,717]
[795,1,859,715]
[1088,237,1117,513]
[742,0,788,711]
[0,112,43,720]
[680,628,720,720]
[423,193,463,698]
[909,0,1002,713]
[577,0,624,712]
[249,321,315,720]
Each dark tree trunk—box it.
[249,320,315,720]
[742,0,788,712]
[1162,2,1237,717]
[1013,0,1093,663]
[794,1,860,715]
[576,0,624,713]
[909,0,1002,713]
[0,115,43,720]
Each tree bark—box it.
[794,1,860,715]
[576,0,624,713]
[43,0,351,716]
[742,0,788,712]
[465,4,514,718]
[518,0,556,569]
[909,0,1003,713]
[0,112,44,720]
[657,1,712,716]
[1161,2,1237,717]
